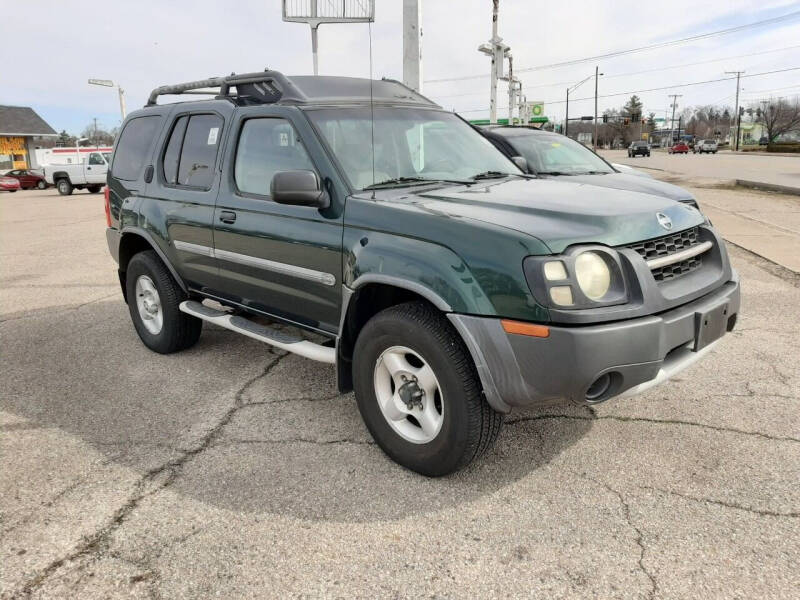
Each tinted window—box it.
[112,116,160,181]
[234,118,314,196]
[162,116,188,185]
[88,152,105,165]
[176,114,223,189]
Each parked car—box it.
[759,136,769,145]
[668,142,689,154]
[693,140,718,154]
[479,126,702,209]
[106,71,739,476]
[42,150,109,195]
[2,168,48,189]
[0,176,21,193]
[627,141,650,157]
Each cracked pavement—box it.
[1,189,798,598]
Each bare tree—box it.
[754,97,800,143]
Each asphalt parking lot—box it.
[1,187,799,598]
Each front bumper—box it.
[449,273,740,413]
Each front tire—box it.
[353,302,502,477]
[126,251,202,354]
[87,185,102,194]
[37,180,47,190]
[56,179,73,195]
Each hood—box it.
[410,178,704,253]
[543,172,694,202]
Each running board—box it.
[179,300,335,364]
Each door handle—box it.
[219,210,237,224]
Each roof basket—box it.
[146,70,307,106]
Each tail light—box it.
[103,186,111,227]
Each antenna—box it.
[368,20,376,197]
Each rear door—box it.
[143,103,233,292]
[210,106,346,334]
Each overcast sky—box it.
[3,0,800,134]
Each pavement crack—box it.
[505,413,800,443]
[0,292,119,324]
[581,473,658,599]
[643,486,800,518]
[10,354,287,599]
[222,436,374,446]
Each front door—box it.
[85,152,109,184]
[211,107,344,335]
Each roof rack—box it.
[146,70,307,106]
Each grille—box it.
[626,227,703,282]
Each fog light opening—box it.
[585,373,612,402]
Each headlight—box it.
[523,246,628,310]
[575,252,611,300]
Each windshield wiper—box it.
[470,170,512,180]
[536,170,575,176]
[363,176,470,190]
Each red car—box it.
[1,176,21,193]
[3,168,47,189]
[668,142,689,154]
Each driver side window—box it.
[88,153,105,165]
[234,118,315,197]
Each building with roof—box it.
[0,105,57,171]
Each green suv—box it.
[105,71,740,476]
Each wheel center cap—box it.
[398,378,424,410]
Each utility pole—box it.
[478,0,509,124]
[668,94,682,145]
[565,88,569,136]
[402,0,422,92]
[593,65,599,151]
[93,118,98,148]
[725,71,744,151]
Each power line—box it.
[425,10,800,84]
[429,43,800,100]
[457,66,800,113]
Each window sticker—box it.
[207,127,219,145]
[279,132,289,147]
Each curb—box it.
[734,180,800,197]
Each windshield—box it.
[505,132,614,175]
[306,107,520,190]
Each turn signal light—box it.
[501,319,550,338]
[103,186,111,227]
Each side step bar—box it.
[179,300,335,364]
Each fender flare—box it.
[120,226,188,293]
[347,274,453,312]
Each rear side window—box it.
[234,118,314,196]
[175,114,223,189]
[162,116,188,184]
[112,116,161,181]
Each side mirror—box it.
[511,156,529,173]
[271,170,330,208]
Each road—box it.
[1,188,799,599]
[601,149,800,190]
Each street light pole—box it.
[565,88,569,136]
[88,79,126,121]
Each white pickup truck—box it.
[43,150,110,195]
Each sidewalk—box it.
[673,184,800,273]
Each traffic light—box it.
[739,106,745,116]
[602,114,608,123]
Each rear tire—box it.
[126,250,202,354]
[56,179,73,195]
[353,301,502,477]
